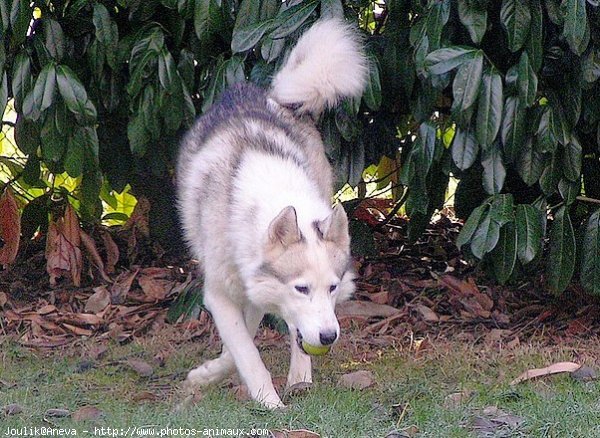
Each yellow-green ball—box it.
[301,341,331,356]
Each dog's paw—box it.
[261,398,286,410]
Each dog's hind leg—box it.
[287,324,312,387]
[185,303,265,388]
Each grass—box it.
[1,331,600,437]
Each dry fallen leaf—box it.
[473,406,525,435]
[45,408,71,417]
[125,358,154,377]
[444,390,473,408]
[337,301,400,319]
[132,391,158,402]
[110,269,138,304]
[138,274,172,301]
[87,345,108,360]
[283,382,312,401]
[571,365,598,382]
[80,230,111,282]
[4,403,23,415]
[510,362,582,385]
[414,304,439,323]
[45,205,83,286]
[338,370,375,390]
[271,429,320,438]
[0,188,21,266]
[101,229,120,273]
[85,286,111,314]
[124,197,150,236]
[72,406,104,422]
[0,291,7,308]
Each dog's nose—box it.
[319,330,338,345]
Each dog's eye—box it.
[329,284,338,293]
[294,285,310,295]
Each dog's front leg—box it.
[287,324,312,387]
[186,303,265,388]
[205,292,283,409]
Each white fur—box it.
[178,18,365,410]
[270,18,368,116]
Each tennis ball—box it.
[301,341,331,356]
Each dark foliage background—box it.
[2,0,600,295]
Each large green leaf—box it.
[194,0,222,45]
[500,96,526,163]
[416,121,437,176]
[546,206,576,294]
[457,203,488,249]
[425,47,480,76]
[517,52,537,107]
[548,104,571,146]
[515,138,543,186]
[525,0,543,72]
[56,65,97,125]
[452,127,478,171]
[231,19,275,53]
[536,107,557,154]
[40,112,65,163]
[476,68,503,147]
[364,57,382,111]
[65,128,86,177]
[457,0,487,44]
[500,0,531,52]
[425,0,451,51]
[582,49,600,84]
[481,142,506,195]
[43,19,65,61]
[471,210,501,259]
[489,194,514,226]
[261,36,285,63]
[22,63,57,121]
[562,137,582,182]
[93,3,119,69]
[539,152,561,196]
[0,1,8,33]
[158,49,177,91]
[490,222,517,284]
[0,72,7,119]
[452,53,483,113]
[14,116,40,155]
[515,204,542,264]
[270,0,318,39]
[11,53,31,113]
[10,0,30,47]
[127,111,149,156]
[558,178,580,205]
[320,0,343,19]
[562,0,589,55]
[581,209,600,295]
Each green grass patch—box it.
[1,335,599,437]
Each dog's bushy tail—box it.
[270,18,368,117]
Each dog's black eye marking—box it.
[329,284,338,293]
[294,285,310,295]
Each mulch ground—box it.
[1,205,600,353]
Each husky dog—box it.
[176,18,368,408]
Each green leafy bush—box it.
[2,0,600,294]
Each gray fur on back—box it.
[176,82,333,267]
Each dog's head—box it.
[249,204,355,350]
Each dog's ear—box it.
[268,206,302,247]
[315,204,350,248]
